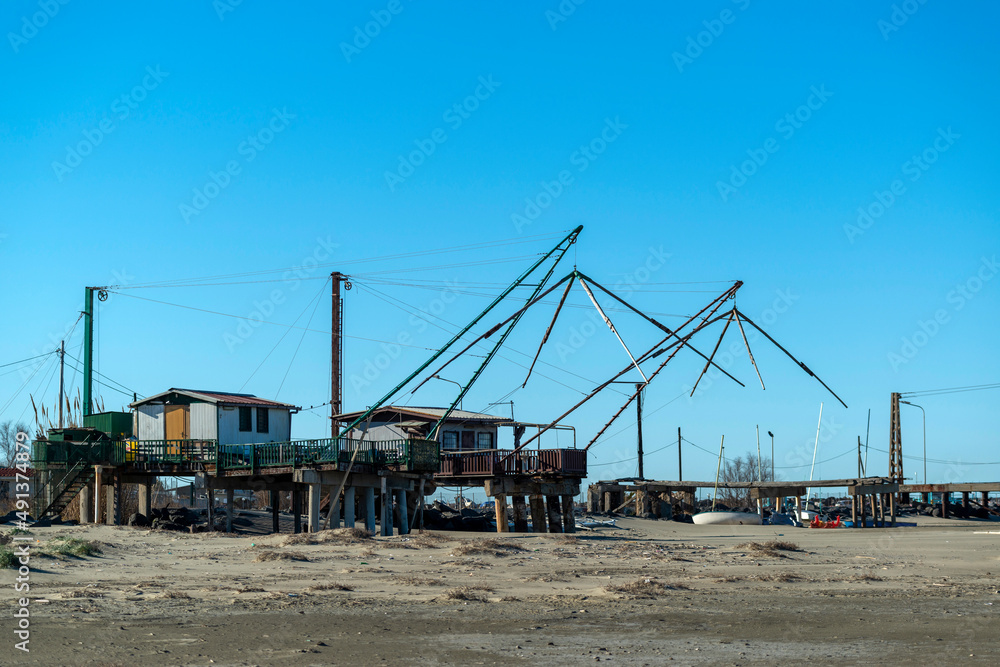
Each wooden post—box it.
[602,491,613,513]
[344,487,355,528]
[982,491,990,512]
[587,486,599,513]
[529,494,547,532]
[138,480,151,517]
[941,491,949,519]
[292,487,302,533]
[364,487,376,534]
[308,484,321,533]
[79,484,92,524]
[380,478,391,536]
[546,495,563,533]
[495,494,509,533]
[794,495,802,522]
[226,488,234,533]
[328,489,342,530]
[512,495,528,532]
[756,497,764,521]
[417,478,425,531]
[271,490,280,533]
[207,482,216,531]
[889,492,896,527]
[851,494,858,527]
[93,467,102,524]
[659,492,673,520]
[397,490,409,535]
[561,494,575,533]
[962,492,970,513]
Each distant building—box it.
[130,389,300,445]
[0,467,32,501]
[334,406,509,451]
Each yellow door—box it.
[164,406,190,457]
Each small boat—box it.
[692,511,762,526]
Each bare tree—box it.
[717,452,775,509]
[0,420,33,468]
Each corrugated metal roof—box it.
[131,388,299,411]
[335,406,510,424]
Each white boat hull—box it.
[692,511,762,526]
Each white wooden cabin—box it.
[129,389,299,445]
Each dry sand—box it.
[3,515,999,666]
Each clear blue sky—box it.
[2,1,997,488]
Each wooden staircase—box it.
[33,461,95,519]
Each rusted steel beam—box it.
[689,310,735,398]
[577,271,745,387]
[734,308,848,409]
[733,310,765,390]
[411,272,575,395]
[510,282,742,459]
[522,278,574,388]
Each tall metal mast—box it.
[83,287,94,416]
[331,272,347,437]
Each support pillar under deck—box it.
[529,494,547,533]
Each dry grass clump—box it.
[851,572,884,582]
[235,586,265,594]
[64,588,105,598]
[735,540,801,558]
[358,547,378,559]
[554,534,580,544]
[395,533,450,549]
[452,538,528,557]
[159,590,191,599]
[0,546,14,569]
[274,533,316,547]
[397,576,446,587]
[306,582,354,592]
[605,578,688,598]
[41,537,103,558]
[441,584,493,602]
[253,550,310,563]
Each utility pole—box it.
[889,392,904,502]
[677,426,682,481]
[635,383,644,480]
[58,340,65,428]
[330,273,348,437]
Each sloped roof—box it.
[130,389,299,411]
[334,406,511,425]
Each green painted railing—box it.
[33,436,440,474]
[118,439,217,465]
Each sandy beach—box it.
[3,515,999,666]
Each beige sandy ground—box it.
[3,515,999,666]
